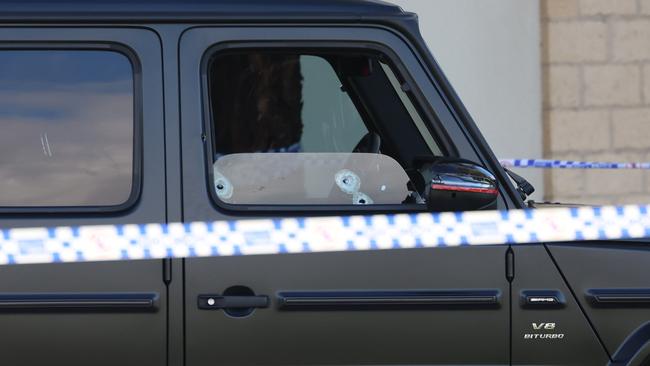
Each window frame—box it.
[0,42,143,214]
[201,41,459,214]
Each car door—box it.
[180,26,511,365]
[0,28,167,366]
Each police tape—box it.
[1,204,649,265]
[500,159,650,169]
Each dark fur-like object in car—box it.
[210,53,304,155]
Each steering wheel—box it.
[353,132,381,154]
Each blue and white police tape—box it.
[500,158,650,169]
[1,204,650,265]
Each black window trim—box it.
[0,42,143,215]
[201,40,461,215]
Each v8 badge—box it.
[524,322,565,340]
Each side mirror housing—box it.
[412,158,499,212]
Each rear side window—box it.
[0,50,135,208]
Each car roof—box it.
[0,0,407,22]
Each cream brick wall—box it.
[543,0,650,204]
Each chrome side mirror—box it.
[412,158,499,212]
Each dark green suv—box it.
[0,1,647,365]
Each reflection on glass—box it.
[0,50,134,207]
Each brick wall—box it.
[542,0,650,204]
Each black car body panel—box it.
[549,244,650,365]
[0,1,646,365]
[0,27,167,366]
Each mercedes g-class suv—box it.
[0,1,648,365]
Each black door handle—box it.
[198,295,269,310]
